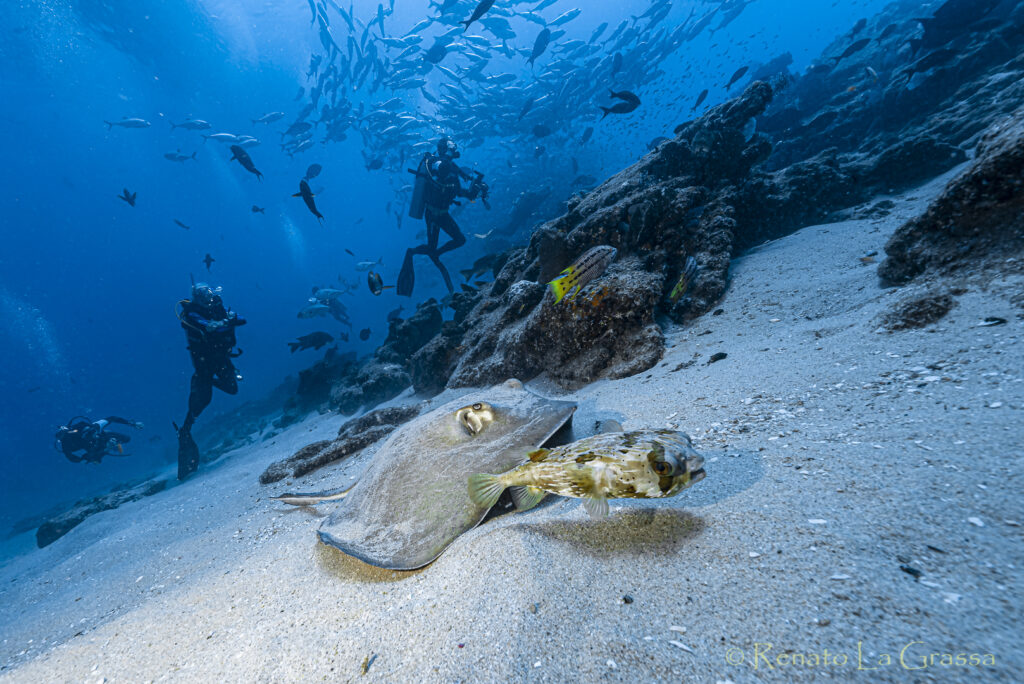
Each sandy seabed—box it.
[1,168,1021,683]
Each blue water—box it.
[0,0,891,538]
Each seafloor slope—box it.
[1,168,1021,683]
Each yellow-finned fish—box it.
[669,256,698,303]
[547,245,617,303]
[468,430,705,518]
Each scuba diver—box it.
[174,281,246,480]
[399,136,489,296]
[55,416,144,464]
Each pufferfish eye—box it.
[456,402,495,436]
[652,461,672,476]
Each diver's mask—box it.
[191,283,223,309]
[437,136,459,160]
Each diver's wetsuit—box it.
[399,154,474,295]
[179,299,246,433]
[58,417,136,464]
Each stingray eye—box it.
[652,461,671,476]
[457,402,493,436]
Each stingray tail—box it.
[271,486,353,506]
[468,472,506,508]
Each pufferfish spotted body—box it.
[468,429,705,518]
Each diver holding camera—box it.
[398,136,489,296]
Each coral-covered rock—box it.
[331,360,411,415]
[375,299,443,365]
[880,108,1024,284]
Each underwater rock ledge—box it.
[879,106,1024,284]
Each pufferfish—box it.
[468,429,705,518]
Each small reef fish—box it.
[548,245,617,304]
[252,112,285,124]
[203,253,215,271]
[359,327,371,341]
[468,430,706,518]
[725,66,749,90]
[164,150,197,162]
[174,219,190,230]
[251,205,265,214]
[170,119,211,130]
[297,302,332,319]
[669,256,698,303]
[355,258,383,271]
[288,331,334,353]
[367,271,393,296]
[293,179,324,223]
[461,0,495,31]
[118,188,137,206]
[229,145,262,180]
[104,117,151,129]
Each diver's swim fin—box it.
[429,253,455,293]
[174,422,200,481]
[397,249,415,297]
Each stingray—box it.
[274,379,576,570]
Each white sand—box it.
[2,168,1021,683]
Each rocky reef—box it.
[292,1,1024,406]
[880,106,1024,284]
[36,479,168,548]
[282,299,443,418]
[260,405,420,484]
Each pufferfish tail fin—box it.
[510,486,546,511]
[468,473,506,509]
[548,267,576,304]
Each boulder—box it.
[880,108,1024,283]
[259,405,421,483]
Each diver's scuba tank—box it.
[407,153,431,220]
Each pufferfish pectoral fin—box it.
[583,494,610,518]
[511,486,546,511]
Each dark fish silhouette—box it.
[725,66,749,90]
[528,28,551,66]
[359,327,371,341]
[174,219,191,230]
[229,145,262,180]
[611,52,623,76]
[693,88,709,111]
[288,332,334,353]
[118,188,137,206]
[293,179,324,223]
[251,205,265,214]
[164,150,197,162]
[831,38,870,66]
[460,0,494,31]
[305,163,322,180]
[203,253,215,271]
[600,98,640,119]
[367,271,394,296]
